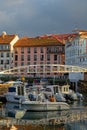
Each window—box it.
[27,62,30,65]
[1,60,3,64]
[21,47,24,53]
[3,45,5,50]
[21,55,24,61]
[8,87,16,92]
[15,55,18,61]
[54,86,59,94]
[21,62,24,66]
[6,45,9,50]
[45,88,51,92]
[0,45,2,50]
[27,47,30,53]
[1,45,3,50]
[34,55,37,61]
[40,47,43,53]
[7,52,10,57]
[6,60,9,64]
[40,62,44,64]
[47,54,50,60]
[34,62,36,65]
[47,62,50,64]
[64,87,66,92]
[1,53,3,57]
[40,55,44,61]
[27,55,30,61]
[34,47,37,53]
[17,85,24,95]
[54,55,57,61]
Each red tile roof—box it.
[38,33,78,43]
[13,33,79,47]
[51,33,78,43]
[14,36,64,47]
[0,34,16,44]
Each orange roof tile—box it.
[14,33,79,47]
[39,33,78,44]
[14,36,64,47]
[51,33,78,43]
[0,34,16,44]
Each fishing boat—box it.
[4,83,70,111]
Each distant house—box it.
[0,31,19,71]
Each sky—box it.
[0,0,87,37]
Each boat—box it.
[33,79,83,102]
[59,84,83,101]
[21,100,69,111]
[76,92,84,100]
[43,85,66,102]
[4,102,69,120]
[64,89,84,101]
[4,83,29,103]
[4,83,70,111]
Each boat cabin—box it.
[43,84,70,96]
[8,84,27,96]
[44,85,60,96]
[59,84,70,94]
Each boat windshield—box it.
[54,86,59,94]
[8,87,16,92]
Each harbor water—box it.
[0,100,87,130]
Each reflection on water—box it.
[0,101,87,130]
[4,102,69,121]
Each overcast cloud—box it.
[0,0,87,37]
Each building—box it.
[0,32,19,71]
[65,30,87,81]
[13,35,65,77]
[1,30,86,80]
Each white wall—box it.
[69,72,84,81]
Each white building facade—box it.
[0,32,19,71]
[65,30,87,81]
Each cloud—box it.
[4,0,24,6]
[0,0,87,36]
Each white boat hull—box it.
[22,101,69,111]
[5,94,69,111]
[5,102,69,121]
